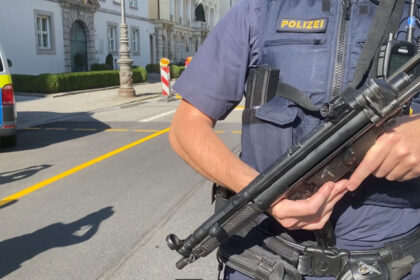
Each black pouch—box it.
[219,219,302,280]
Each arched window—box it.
[70,20,88,72]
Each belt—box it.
[268,226,420,280]
[221,223,420,280]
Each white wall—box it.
[0,0,64,75]
[0,0,222,75]
[217,0,237,21]
[95,0,154,68]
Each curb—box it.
[16,92,163,131]
[14,79,176,99]
[15,82,160,98]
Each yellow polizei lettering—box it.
[320,20,324,28]
[313,20,320,29]
[307,21,313,29]
[289,20,296,28]
[303,21,307,28]
[296,21,302,28]
[281,20,289,28]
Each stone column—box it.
[156,25,164,61]
[117,0,136,97]
[168,29,175,60]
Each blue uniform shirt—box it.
[174,0,420,278]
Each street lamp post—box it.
[117,0,136,97]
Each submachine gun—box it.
[166,53,420,276]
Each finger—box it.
[287,208,334,231]
[381,160,413,181]
[397,168,419,182]
[331,179,350,196]
[371,154,400,179]
[348,138,391,190]
[272,182,334,219]
[288,191,346,230]
[279,189,347,229]
[300,210,333,230]
[373,143,413,179]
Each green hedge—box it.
[146,63,160,73]
[170,65,185,79]
[12,67,147,93]
[146,63,185,79]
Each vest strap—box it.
[352,0,403,88]
[276,82,322,112]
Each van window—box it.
[0,58,3,72]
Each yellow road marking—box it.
[22,127,242,134]
[105,129,128,132]
[0,128,170,207]
[45,128,67,131]
[73,128,97,131]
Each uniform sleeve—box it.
[173,0,258,120]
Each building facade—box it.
[0,0,217,75]
[149,0,217,64]
[216,0,237,21]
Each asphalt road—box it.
[0,94,243,280]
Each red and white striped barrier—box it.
[185,56,193,68]
[160,58,171,99]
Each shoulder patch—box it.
[277,18,328,33]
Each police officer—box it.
[169,0,420,279]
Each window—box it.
[113,0,121,3]
[37,16,51,49]
[129,0,138,8]
[108,25,118,52]
[131,28,140,55]
[34,10,55,55]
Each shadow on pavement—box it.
[0,165,51,186]
[0,199,18,209]
[1,111,110,152]
[0,206,114,278]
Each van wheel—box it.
[2,134,17,147]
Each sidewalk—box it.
[15,80,167,129]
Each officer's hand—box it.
[347,114,420,191]
[268,180,348,230]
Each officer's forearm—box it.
[169,100,258,193]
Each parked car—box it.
[0,44,17,147]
